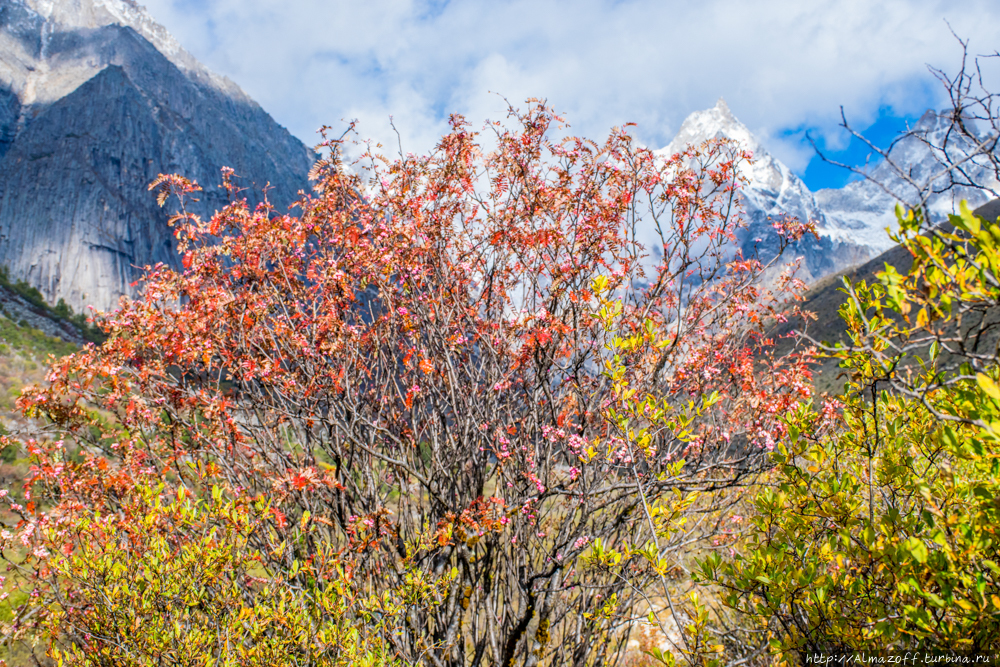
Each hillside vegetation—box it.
[772,199,1000,395]
[0,281,95,665]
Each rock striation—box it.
[0,0,315,311]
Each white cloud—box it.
[140,0,1000,169]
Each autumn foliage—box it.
[0,102,814,665]
[701,203,1000,652]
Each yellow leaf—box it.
[977,374,1000,402]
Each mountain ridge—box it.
[659,99,997,282]
[0,0,991,312]
[656,98,872,283]
[815,107,997,246]
[0,0,315,311]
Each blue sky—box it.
[141,0,999,191]
[793,108,930,189]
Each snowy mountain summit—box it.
[1,0,249,104]
[657,99,993,283]
[657,99,873,282]
[660,99,827,242]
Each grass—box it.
[0,309,84,665]
[0,317,77,413]
[0,266,104,344]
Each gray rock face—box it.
[0,0,315,311]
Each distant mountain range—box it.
[0,1,991,313]
[657,99,996,282]
[0,0,313,311]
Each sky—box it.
[139,0,1000,190]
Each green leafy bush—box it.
[0,265,104,343]
[699,204,1000,653]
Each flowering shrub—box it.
[3,102,812,666]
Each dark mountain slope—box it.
[779,199,1000,394]
[0,2,315,311]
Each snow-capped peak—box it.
[13,0,182,56]
[659,99,1000,281]
[656,98,818,218]
[5,0,244,97]
[657,101,883,282]
[660,98,762,158]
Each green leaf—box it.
[906,537,928,564]
[959,200,982,235]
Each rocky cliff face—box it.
[0,0,314,311]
